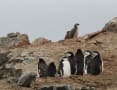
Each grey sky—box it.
[0,0,117,42]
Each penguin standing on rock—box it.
[37,58,48,77]
[64,52,76,75]
[75,49,84,75]
[91,51,103,75]
[58,57,71,77]
[47,62,56,77]
[84,50,103,75]
[84,50,92,75]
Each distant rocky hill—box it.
[0,17,117,90]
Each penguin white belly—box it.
[62,60,71,77]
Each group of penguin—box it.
[37,49,103,78]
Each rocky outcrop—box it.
[103,17,117,32]
[0,32,30,48]
[64,23,79,40]
[32,38,51,46]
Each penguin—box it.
[58,59,64,77]
[91,51,103,75]
[84,50,92,75]
[37,58,48,77]
[58,57,71,77]
[84,50,103,75]
[75,49,84,75]
[47,62,56,77]
[64,52,76,75]
[71,23,79,38]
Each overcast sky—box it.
[0,0,117,42]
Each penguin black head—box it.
[49,62,55,66]
[74,23,80,28]
[76,49,83,54]
[39,58,45,63]
[75,23,80,26]
[75,49,84,60]
[75,49,84,57]
[64,52,74,57]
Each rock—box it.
[32,37,51,46]
[7,69,22,83]
[17,72,36,87]
[38,86,54,90]
[22,56,35,64]
[81,87,87,90]
[0,68,22,83]
[21,51,34,57]
[21,51,29,57]
[80,86,95,90]
[0,32,30,48]
[37,85,72,90]
[7,32,20,38]
[17,51,35,64]
[7,51,13,60]
[0,52,9,66]
[64,23,79,40]
[103,17,117,33]
[56,86,72,90]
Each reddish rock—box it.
[15,34,30,47]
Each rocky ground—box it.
[0,17,117,90]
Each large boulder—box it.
[103,17,117,32]
[17,72,37,87]
[0,32,30,48]
[64,23,79,40]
